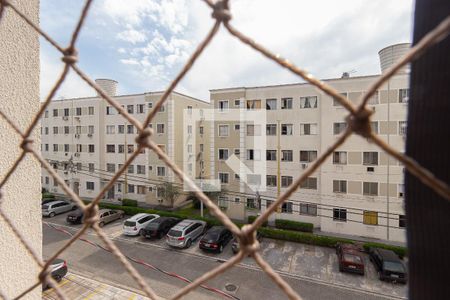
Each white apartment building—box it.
[41,79,210,207]
[210,44,409,243]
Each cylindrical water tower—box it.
[378,43,411,74]
[95,78,118,97]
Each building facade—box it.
[41,80,210,207]
[209,44,409,243]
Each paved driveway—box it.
[44,212,407,299]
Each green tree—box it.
[158,182,181,208]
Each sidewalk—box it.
[43,272,151,300]
[313,229,407,247]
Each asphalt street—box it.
[43,213,407,300]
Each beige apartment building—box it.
[209,44,409,243]
[41,79,210,207]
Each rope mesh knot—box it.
[345,107,374,138]
[212,0,231,22]
[135,128,153,147]
[238,225,260,255]
[38,267,51,288]
[83,203,100,227]
[20,138,33,153]
[61,47,78,64]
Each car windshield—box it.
[42,204,49,209]
[147,222,159,229]
[204,232,220,240]
[343,254,362,263]
[383,261,405,273]
[168,229,182,237]
[124,221,136,227]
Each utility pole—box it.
[124,121,128,198]
[386,52,392,241]
[276,120,281,213]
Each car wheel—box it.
[219,245,224,253]
[99,221,105,228]
[49,212,55,218]
[378,271,383,281]
[158,232,163,239]
[138,229,143,236]
[53,274,62,282]
[186,239,192,248]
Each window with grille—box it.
[128,184,135,193]
[368,91,379,105]
[363,182,378,196]
[281,150,293,161]
[106,144,115,153]
[76,107,82,116]
[128,165,134,174]
[137,104,145,114]
[266,175,277,187]
[64,108,70,116]
[127,125,134,134]
[399,215,406,228]
[157,166,166,177]
[218,149,229,160]
[281,97,293,109]
[333,122,347,135]
[106,163,115,173]
[300,177,317,189]
[53,144,58,152]
[333,151,347,164]
[86,181,95,190]
[88,106,94,115]
[106,125,115,134]
[266,124,277,135]
[218,125,229,137]
[53,126,58,134]
[127,144,134,153]
[106,106,115,115]
[300,96,318,108]
[363,152,378,165]
[281,202,293,213]
[218,196,228,208]
[300,123,317,135]
[333,180,347,193]
[246,198,256,209]
[246,149,261,160]
[118,145,124,153]
[266,150,277,161]
[266,98,277,110]
[219,173,229,184]
[300,203,317,216]
[333,208,347,221]
[399,88,409,103]
[281,176,293,187]
[399,121,407,135]
[218,100,229,111]
[363,211,378,225]
[157,123,165,134]
[88,145,95,153]
[300,150,317,162]
[88,125,94,134]
[137,165,146,174]
[281,124,293,135]
[53,109,58,117]
[370,121,379,134]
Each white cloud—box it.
[117,28,147,44]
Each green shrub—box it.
[257,227,353,248]
[248,215,268,227]
[122,198,138,207]
[275,219,313,233]
[362,242,407,258]
[42,193,55,200]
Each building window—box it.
[266,98,277,110]
[398,183,404,197]
[200,144,204,152]
[333,93,348,106]
[156,123,165,134]
[246,99,261,110]
[106,106,115,115]
[88,163,95,172]
[128,165,134,174]
[156,187,165,198]
[157,166,166,176]
[76,144,82,152]
[64,108,69,116]
[218,100,229,111]
[148,102,153,109]
[333,208,347,221]
[159,105,165,112]
[333,151,347,164]
[246,124,261,136]
[53,126,58,134]
[118,125,124,134]
[64,144,69,152]
[246,149,261,160]
[300,150,317,162]
[219,173,229,184]
[128,184,135,193]
[399,88,409,103]
[126,105,134,114]
[368,91,379,105]
[106,125,115,134]
[218,125,229,137]
[137,185,146,194]
[300,203,317,216]
[117,145,124,153]
[88,145,95,153]
[333,180,347,193]
[187,144,193,153]
[300,123,318,135]
[137,165,146,174]
[76,107,82,116]
[266,124,277,135]
[234,99,241,107]
[300,96,318,108]
[88,106,94,115]
[125,125,133,134]
[63,126,69,134]
[281,124,293,135]
[53,109,58,117]
[218,149,229,160]
[106,163,115,172]
[234,197,240,203]
[75,126,81,134]
[399,215,406,228]
[106,144,115,153]
[363,182,378,196]
[266,150,277,161]
[86,182,95,190]
[333,122,347,135]
[363,211,378,225]
[44,127,49,135]
[218,196,228,208]
[234,173,240,181]
[53,144,58,152]
[399,121,407,136]
[234,124,240,130]
[45,144,49,151]
[44,110,49,118]
[300,177,317,189]
[187,125,192,135]
[44,176,49,184]
[137,104,144,114]
[281,176,293,187]
[281,150,293,162]
[234,148,240,156]
[127,144,134,153]
[363,152,378,165]
[199,126,204,134]
[266,175,277,187]
[246,198,256,209]
[370,121,379,134]
[281,202,293,213]
[88,125,94,134]
[281,97,293,109]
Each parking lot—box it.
[44,211,408,299]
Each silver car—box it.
[98,209,124,227]
[166,219,207,248]
[42,200,76,217]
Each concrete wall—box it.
[0,0,41,298]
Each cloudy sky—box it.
[40,0,414,101]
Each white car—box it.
[123,213,159,236]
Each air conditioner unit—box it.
[74,153,80,157]
[301,163,308,169]
[87,133,93,137]
[62,116,69,121]
[367,167,375,172]
[75,134,80,138]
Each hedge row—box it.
[42,193,55,200]
[122,198,138,207]
[275,219,313,233]
[362,242,407,258]
[248,215,268,227]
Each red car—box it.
[336,243,365,275]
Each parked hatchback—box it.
[336,243,365,275]
[166,219,206,248]
[199,226,233,253]
[66,209,84,224]
[123,213,159,236]
[141,217,181,239]
[369,247,407,283]
[42,201,76,217]
[98,209,124,227]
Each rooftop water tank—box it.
[95,79,118,97]
[378,43,411,74]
